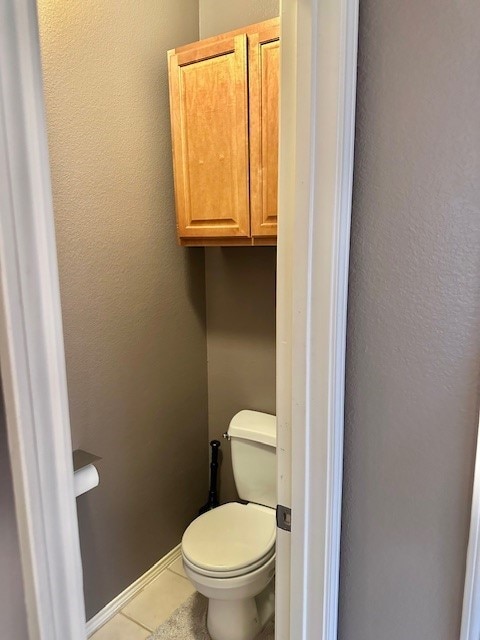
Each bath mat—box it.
[148,592,274,640]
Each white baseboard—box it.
[86,544,182,637]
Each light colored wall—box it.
[205,249,277,501]
[340,1,480,638]
[200,0,279,503]
[37,0,208,619]
[200,0,279,39]
[0,390,28,640]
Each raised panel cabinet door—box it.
[168,35,250,239]
[249,25,280,238]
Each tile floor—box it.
[90,556,195,639]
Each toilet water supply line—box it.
[199,440,221,514]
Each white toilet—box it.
[181,410,276,640]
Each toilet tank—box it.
[228,410,276,509]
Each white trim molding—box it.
[274,1,297,636]
[277,0,359,639]
[86,545,182,637]
[0,1,86,638]
[460,413,480,640]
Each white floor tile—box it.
[122,569,195,630]
[168,556,187,579]
[89,613,149,640]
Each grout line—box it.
[166,566,188,580]
[119,611,153,633]
[112,565,193,635]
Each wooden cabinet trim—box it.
[179,236,277,247]
[175,36,237,67]
[249,25,280,237]
[169,17,279,57]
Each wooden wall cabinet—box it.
[168,19,279,246]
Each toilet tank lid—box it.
[228,410,276,447]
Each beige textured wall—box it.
[340,0,480,638]
[37,0,208,619]
[205,249,277,501]
[200,0,279,503]
[0,390,28,640]
[200,0,279,39]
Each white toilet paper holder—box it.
[73,449,101,498]
[73,449,101,472]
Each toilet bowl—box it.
[182,502,276,640]
[181,410,277,640]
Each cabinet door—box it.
[168,35,250,239]
[249,25,280,238]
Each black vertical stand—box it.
[199,440,221,515]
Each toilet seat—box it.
[183,546,275,579]
[182,502,276,579]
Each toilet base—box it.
[206,578,275,640]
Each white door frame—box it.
[460,413,480,640]
[0,1,358,639]
[276,0,358,638]
[0,1,86,639]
